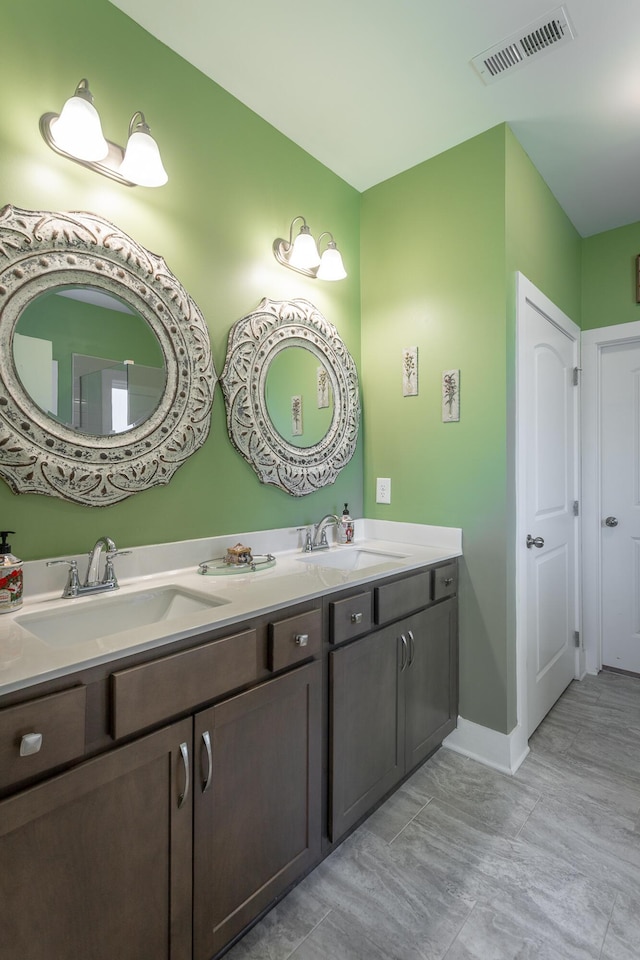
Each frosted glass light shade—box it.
[119,128,168,187]
[50,94,109,162]
[316,244,347,281]
[289,227,321,269]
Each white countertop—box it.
[0,520,462,697]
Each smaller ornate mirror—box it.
[221,298,360,496]
[0,205,216,505]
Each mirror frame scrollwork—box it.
[0,205,216,506]
[221,297,360,496]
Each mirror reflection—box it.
[13,286,165,436]
[265,346,334,448]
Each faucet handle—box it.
[46,559,81,598]
[103,549,132,585]
[296,527,313,552]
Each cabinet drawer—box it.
[268,609,321,671]
[433,562,457,600]
[111,629,257,739]
[0,685,86,789]
[375,571,431,625]
[329,591,372,645]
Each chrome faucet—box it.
[310,514,341,550]
[47,536,132,598]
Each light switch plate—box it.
[376,477,391,504]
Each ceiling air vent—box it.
[471,6,575,84]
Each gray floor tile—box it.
[600,892,640,960]
[443,902,577,960]
[223,885,331,960]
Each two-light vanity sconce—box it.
[40,78,168,188]
[273,216,347,281]
[40,81,346,278]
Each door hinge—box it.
[574,630,581,648]
[573,500,579,517]
[572,367,581,386]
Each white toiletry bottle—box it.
[0,530,23,613]
[340,504,354,545]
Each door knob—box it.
[526,534,544,549]
[604,516,618,527]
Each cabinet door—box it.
[330,623,404,842]
[0,718,193,960]
[193,659,322,960]
[404,599,458,771]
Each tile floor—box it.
[225,670,640,960]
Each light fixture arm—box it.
[316,231,336,251]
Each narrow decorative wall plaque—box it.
[291,395,303,436]
[317,366,329,408]
[442,369,460,422]
[402,347,418,396]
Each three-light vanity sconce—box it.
[40,78,168,188]
[273,216,347,281]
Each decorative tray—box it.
[198,554,276,576]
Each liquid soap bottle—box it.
[0,530,23,613]
[339,504,354,545]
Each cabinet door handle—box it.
[443,577,454,587]
[400,634,408,671]
[178,741,190,809]
[350,612,363,624]
[295,633,309,646]
[407,630,415,666]
[201,730,213,793]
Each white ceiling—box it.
[108,0,640,238]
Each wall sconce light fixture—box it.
[273,216,347,281]
[40,79,168,188]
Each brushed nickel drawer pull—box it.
[178,741,190,809]
[295,633,309,646]
[20,732,43,756]
[443,577,454,587]
[201,730,213,793]
[400,634,408,671]
[351,612,363,624]
[408,630,415,666]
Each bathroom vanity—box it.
[0,532,459,960]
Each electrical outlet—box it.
[376,477,391,504]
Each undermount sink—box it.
[15,585,228,648]
[298,547,407,572]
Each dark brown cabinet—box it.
[0,560,457,960]
[330,598,457,842]
[193,659,322,959]
[0,717,193,960]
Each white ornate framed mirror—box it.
[221,298,359,496]
[0,205,216,505]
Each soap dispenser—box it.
[339,504,354,545]
[0,530,23,613]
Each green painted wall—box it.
[361,125,582,735]
[582,221,640,330]
[361,126,510,733]
[2,0,362,561]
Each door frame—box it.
[515,273,581,745]
[581,320,640,674]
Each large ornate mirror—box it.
[221,298,359,496]
[0,205,216,505]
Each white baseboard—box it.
[442,716,529,775]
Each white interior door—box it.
[518,276,580,738]
[600,340,640,673]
